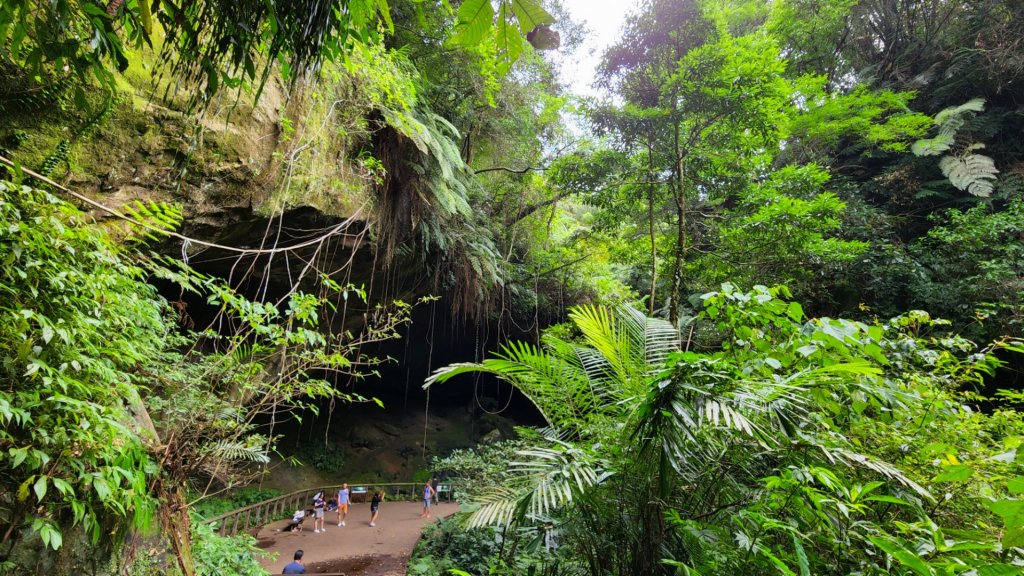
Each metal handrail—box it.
[201,482,458,537]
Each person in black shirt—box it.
[369,490,384,527]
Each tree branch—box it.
[475,165,549,175]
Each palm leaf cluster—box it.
[427,285,1017,575]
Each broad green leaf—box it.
[510,0,554,34]
[453,0,495,46]
[786,301,803,322]
[1007,477,1024,495]
[40,522,62,550]
[976,564,1021,576]
[10,447,27,468]
[33,475,46,502]
[865,495,912,506]
[758,547,797,576]
[17,476,32,501]
[933,464,973,483]
[985,499,1024,548]
[92,476,111,501]
[795,344,817,357]
[375,0,394,32]
[868,536,933,576]
[792,535,810,576]
[51,478,73,496]
[495,3,522,74]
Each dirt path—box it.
[257,501,459,575]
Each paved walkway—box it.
[257,501,460,575]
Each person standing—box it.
[420,480,436,519]
[431,476,440,505]
[312,491,326,533]
[282,549,306,574]
[369,489,384,527]
[336,482,350,527]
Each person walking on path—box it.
[420,480,436,519]
[282,550,306,574]
[336,482,350,526]
[369,489,384,527]
[431,476,440,505]
[312,491,326,533]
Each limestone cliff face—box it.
[2,57,421,303]
[2,42,501,325]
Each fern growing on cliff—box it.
[123,200,184,242]
[938,143,999,197]
[913,98,999,197]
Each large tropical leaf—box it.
[452,0,495,46]
[495,3,523,74]
[425,340,595,431]
[510,0,554,34]
[617,304,680,374]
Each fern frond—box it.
[123,200,184,240]
[201,440,271,464]
[933,97,985,127]
[938,148,998,197]
[910,132,953,156]
[913,98,998,196]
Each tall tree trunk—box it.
[647,139,658,316]
[127,391,197,576]
[669,120,686,326]
[162,485,197,576]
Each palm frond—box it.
[618,304,680,374]
[570,305,632,386]
[464,438,607,529]
[823,448,932,500]
[464,486,523,528]
[424,340,596,430]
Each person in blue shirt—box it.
[282,549,306,574]
[336,483,350,527]
[420,480,436,519]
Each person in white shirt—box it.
[312,491,326,533]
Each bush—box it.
[408,517,501,576]
[191,520,269,576]
[431,436,530,499]
[190,487,283,520]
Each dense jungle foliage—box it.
[2,0,1024,575]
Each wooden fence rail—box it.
[202,482,458,537]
